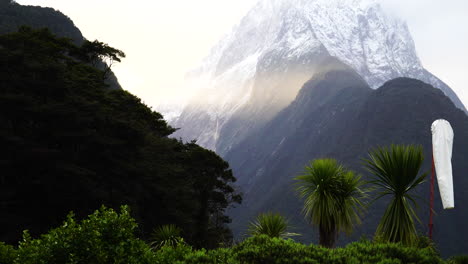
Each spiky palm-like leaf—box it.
[149,224,184,250]
[295,159,367,248]
[363,144,427,245]
[248,212,299,239]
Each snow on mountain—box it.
[167,0,466,151]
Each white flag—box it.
[431,119,454,209]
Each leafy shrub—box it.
[415,234,439,254]
[151,235,445,264]
[0,242,16,264]
[232,235,444,264]
[153,243,238,264]
[448,255,468,264]
[153,243,193,264]
[14,206,155,264]
[233,235,325,264]
[183,247,238,264]
[338,239,443,264]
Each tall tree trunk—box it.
[319,223,337,248]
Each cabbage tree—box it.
[363,144,427,245]
[295,159,366,248]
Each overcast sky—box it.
[15,0,468,109]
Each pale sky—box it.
[14,0,468,110]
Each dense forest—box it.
[0,26,241,248]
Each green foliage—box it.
[232,235,444,264]
[415,234,439,253]
[12,206,155,264]
[0,217,447,264]
[154,244,238,264]
[150,225,184,250]
[363,144,427,245]
[153,243,193,264]
[247,212,299,239]
[295,159,367,247]
[338,239,443,264]
[0,242,16,264]
[234,235,323,264]
[0,27,241,247]
[447,255,468,264]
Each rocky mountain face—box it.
[226,73,468,257]
[169,0,466,153]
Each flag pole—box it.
[429,154,435,240]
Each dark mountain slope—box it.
[0,0,83,43]
[226,74,468,256]
[0,0,121,89]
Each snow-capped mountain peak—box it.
[167,0,465,151]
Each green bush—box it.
[153,243,193,264]
[150,235,445,264]
[233,235,324,264]
[415,234,439,254]
[14,206,155,264]
[448,255,468,264]
[232,235,444,264]
[153,244,237,264]
[338,240,443,264]
[183,248,238,264]
[0,212,450,264]
[0,242,16,264]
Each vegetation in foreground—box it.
[1,206,462,264]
